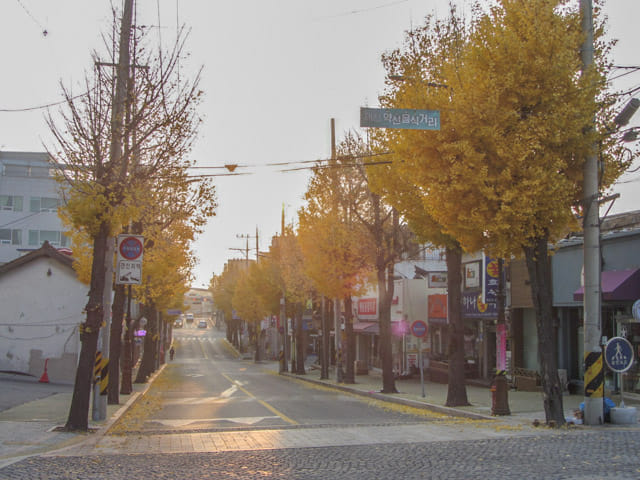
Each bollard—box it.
[491,371,511,416]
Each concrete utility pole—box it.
[580,0,604,425]
[280,205,288,372]
[330,118,344,382]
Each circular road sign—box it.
[119,236,143,260]
[604,337,634,373]
[411,320,428,338]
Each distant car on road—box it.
[186,313,194,323]
[197,319,207,329]
[173,318,183,328]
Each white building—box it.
[0,241,84,383]
[0,151,69,265]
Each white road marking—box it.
[150,416,280,427]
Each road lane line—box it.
[220,373,298,425]
[199,339,208,359]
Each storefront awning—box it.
[353,321,379,335]
[352,321,410,336]
[573,268,640,301]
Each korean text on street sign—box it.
[604,337,634,373]
[360,107,440,131]
[411,320,428,338]
[116,235,144,285]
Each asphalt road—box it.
[138,321,434,433]
[3,323,640,479]
[0,372,72,412]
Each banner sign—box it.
[428,294,448,324]
[360,107,440,131]
[357,298,377,320]
[462,256,502,318]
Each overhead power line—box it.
[0,90,93,113]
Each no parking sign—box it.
[116,235,144,285]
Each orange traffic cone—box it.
[39,359,49,383]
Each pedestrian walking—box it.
[169,346,175,361]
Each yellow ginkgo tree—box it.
[380,0,626,424]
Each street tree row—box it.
[48,2,216,431]
[214,0,637,427]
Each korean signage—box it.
[428,294,448,324]
[357,298,377,320]
[462,256,501,318]
[360,107,440,131]
[428,272,447,288]
[116,235,143,285]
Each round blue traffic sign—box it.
[119,236,143,260]
[411,320,428,338]
[604,337,634,373]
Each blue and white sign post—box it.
[604,337,635,407]
[411,320,428,398]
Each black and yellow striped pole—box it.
[94,351,103,384]
[99,358,109,396]
[583,349,604,421]
[94,351,109,395]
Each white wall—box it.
[0,257,86,383]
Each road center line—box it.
[199,339,208,359]
[220,373,298,425]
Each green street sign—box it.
[360,107,440,130]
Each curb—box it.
[279,372,495,421]
[44,363,167,455]
[221,338,242,359]
[99,363,167,437]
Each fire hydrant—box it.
[491,371,511,416]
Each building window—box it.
[0,229,22,245]
[29,196,59,213]
[0,195,23,212]
[2,164,29,176]
[28,230,69,247]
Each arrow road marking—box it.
[221,373,298,425]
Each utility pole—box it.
[236,232,258,268]
[330,118,343,382]
[580,0,604,425]
[280,205,288,372]
[89,0,134,423]
[320,295,329,379]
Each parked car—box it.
[197,319,207,329]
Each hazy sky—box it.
[2,1,639,287]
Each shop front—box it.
[574,268,640,393]
[460,254,502,382]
